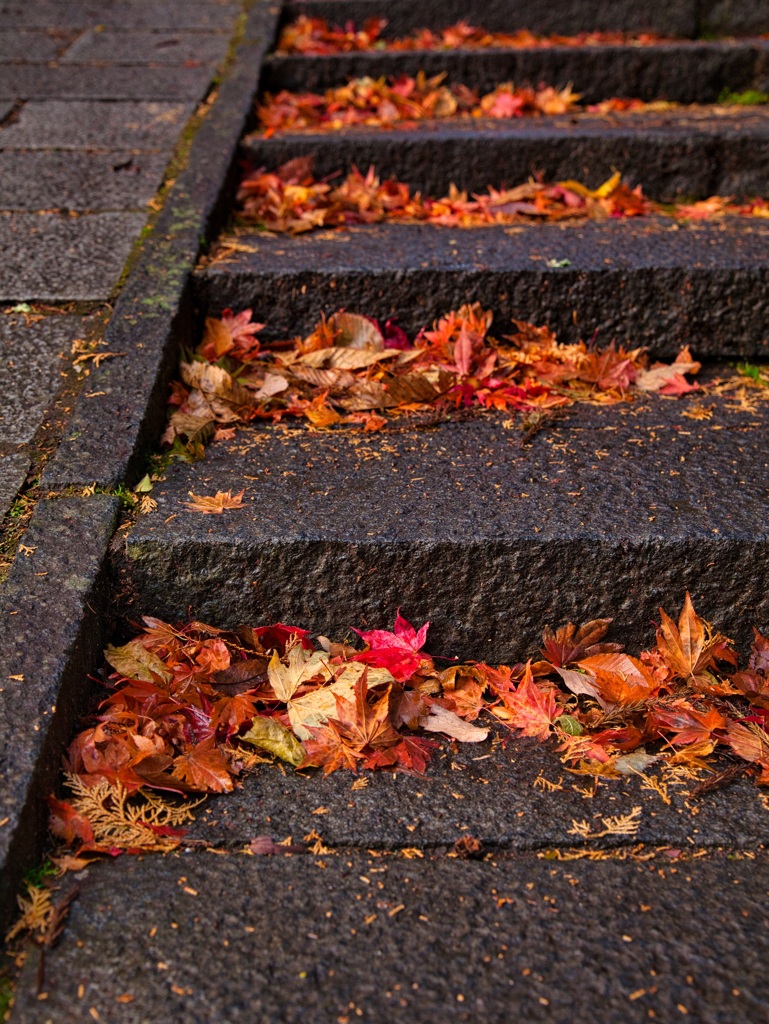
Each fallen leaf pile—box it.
[163,302,702,451]
[276,16,667,55]
[51,597,769,851]
[237,159,769,233]
[257,74,663,134]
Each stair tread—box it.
[10,851,769,1024]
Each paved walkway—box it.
[0,0,241,525]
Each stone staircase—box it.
[10,2,769,1020]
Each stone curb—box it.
[0,497,119,931]
[42,0,282,491]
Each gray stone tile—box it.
[0,99,13,121]
[0,3,239,31]
[0,211,146,300]
[0,99,192,149]
[0,150,168,210]
[0,452,27,519]
[0,313,98,444]
[0,63,212,100]
[62,28,230,64]
[0,30,64,61]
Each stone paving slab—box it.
[198,221,769,359]
[124,396,769,659]
[0,63,214,101]
[0,150,168,211]
[62,28,231,65]
[0,98,12,121]
[245,107,769,201]
[0,212,146,301]
[0,2,241,31]
[11,851,769,1023]
[184,733,769,850]
[0,100,193,149]
[0,452,28,519]
[0,312,99,444]
[0,30,63,61]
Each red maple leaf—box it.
[352,612,430,681]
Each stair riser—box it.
[243,130,769,202]
[280,0,703,37]
[263,46,768,101]
[121,539,769,662]
[196,263,769,360]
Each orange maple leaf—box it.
[171,738,234,792]
[655,593,729,687]
[184,490,246,514]
[495,661,558,741]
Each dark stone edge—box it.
[41,0,282,491]
[0,496,120,933]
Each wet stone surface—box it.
[10,850,769,1023]
[125,395,769,659]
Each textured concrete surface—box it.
[0,453,28,520]
[264,41,769,102]
[11,851,769,1023]
[124,395,769,659]
[198,220,769,359]
[0,496,120,929]
[0,64,214,101]
[245,108,769,200]
[0,312,97,444]
[0,1,241,31]
[0,30,62,61]
[62,29,231,65]
[41,1,282,492]
[0,212,146,301]
[183,732,769,850]
[0,150,169,211]
[0,100,193,150]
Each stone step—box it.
[10,850,769,1023]
[243,109,769,201]
[195,221,769,360]
[122,395,769,661]
[280,0,769,39]
[263,41,769,101]
[182,732,768,851]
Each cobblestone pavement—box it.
[0,0,240,519]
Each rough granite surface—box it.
[198,220,769,359]
[0,496,120,927]
[0,452,28,520]
[10,851,769,1023]
[0,212,147,301]
[244,108,769,200]
[124,394,769,659]
[264,42,769,99]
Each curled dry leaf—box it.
[184,490,246,514]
